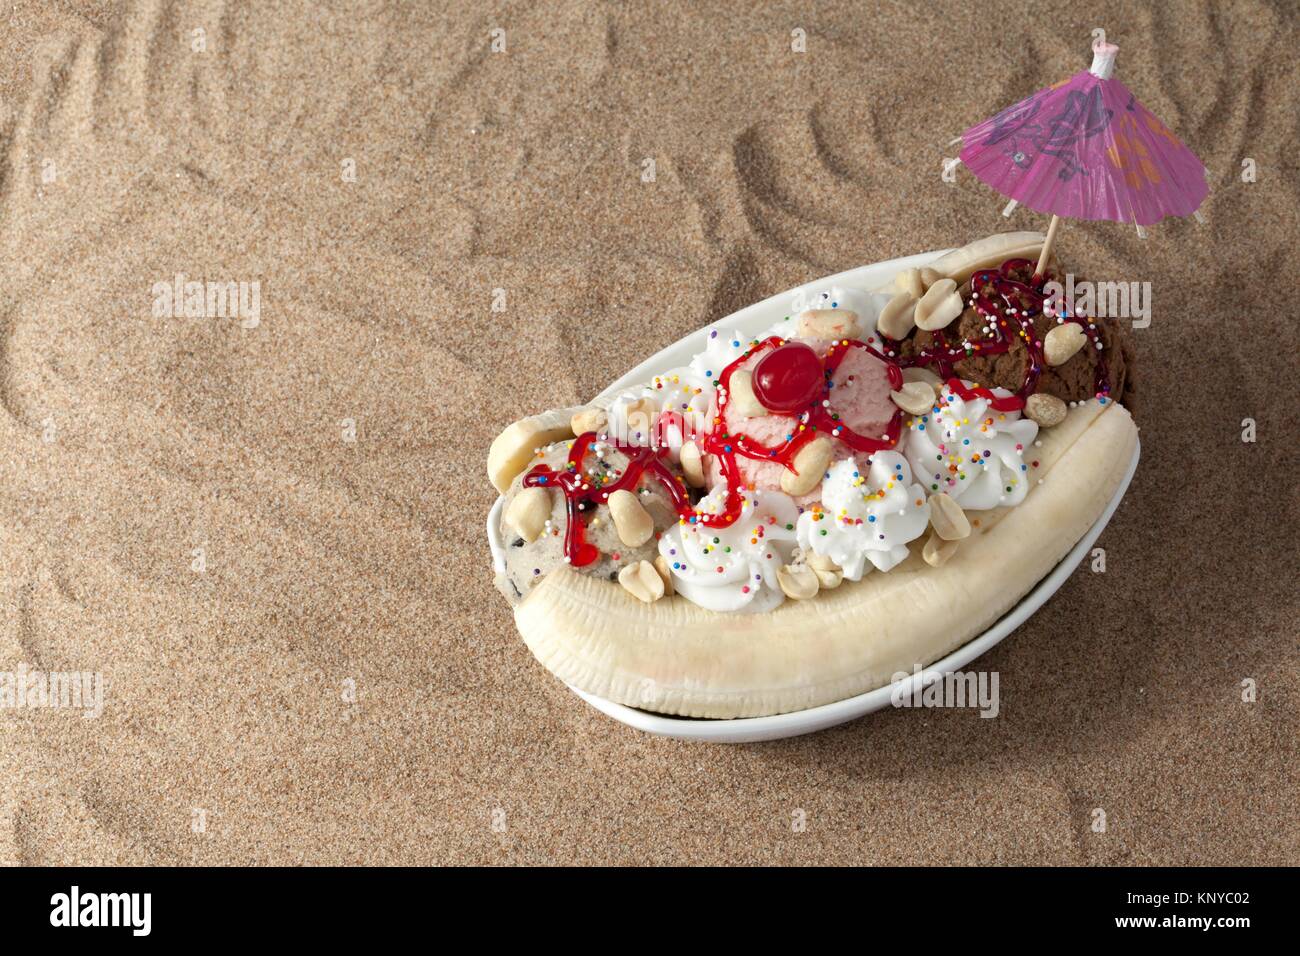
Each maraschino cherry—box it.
[751,342,824,413]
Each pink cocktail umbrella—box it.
[957,36,1208,276]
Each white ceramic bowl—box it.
[488,249,1140,742]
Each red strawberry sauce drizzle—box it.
[522,257,1109,566]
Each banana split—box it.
[487,231,1141,718]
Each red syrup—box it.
[524,258,1110,566]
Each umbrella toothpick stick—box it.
[1035,214,1061,278]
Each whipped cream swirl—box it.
[763,285,884,343]
[796,451,930,579]
[658,483,799,613]
[605,326,748,455]
[690,326,750,381]
[904,382,1039,510]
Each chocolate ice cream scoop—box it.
[899,259,1135,409]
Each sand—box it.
[0,0,1295,865]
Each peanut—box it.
[890,380,936,415]
[679,440,706,487]
[922,530,959,568]
[929,492,971,541]
[608,489,654,547]
[618,397,658,444]
[895,268,925,299]
[618,560,665,603]
[914,278,963,331]
[878,291,917,340]
[1024,392,1067,428]
[1044,323,1087,366]
[797,308,861,340]
[777,564,820,600]
[780,436,833,497]
[504,486,551,542]
[652,555,675,597]
[726,369,768,418]
[807,552,839,572]
[807,552,843,589]
[903,365,944,389]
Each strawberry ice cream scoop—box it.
[705,342,897,500]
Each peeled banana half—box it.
[488,230,1138,720]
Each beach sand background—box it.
[0,0,1295,865]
